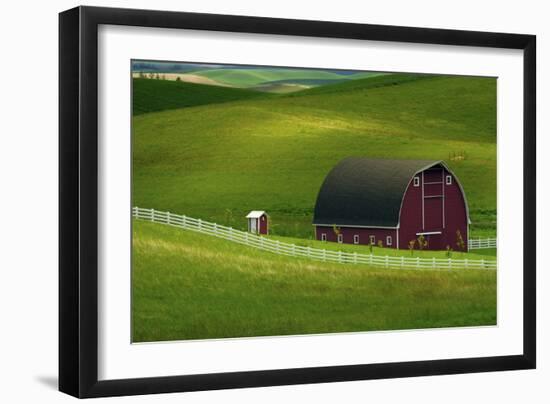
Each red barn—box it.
[246,211,269,235]
[312,158,470,251]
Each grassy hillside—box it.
[132,74,496,238]
[289,73,432,97]
[132,78,268,115]
[132,220,496,342]
[251,83,311,93]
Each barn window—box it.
[413,176,420,187]
[337,234,343,243]
[353,235,359,244]
[386,236,392,246]
[446,175,452,185]
[321,233,327,241]
[369,235,375,244]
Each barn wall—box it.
[443,171,469,251]
[399,166,468,251]
[398,175,423,249]
[315,226,397,248]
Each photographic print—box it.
[131,60,497,343]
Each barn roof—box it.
[246,210,267,218]
[313,158,446,228]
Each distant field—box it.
[132,73,497,238]
[193,68,345,87]
[132,72,229,86]
[132,220,497,342]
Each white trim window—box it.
[369,235,375,244]
[446,175,452,185]
[337,234,343,243]
[321,233,327,241]
[353,235,359,244]
[386,236,392,246]
[413,176,420,187]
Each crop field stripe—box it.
[133,207,496,271]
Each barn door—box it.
[423,168,445,230]
[425,233,443,250]
[424,198,443,230]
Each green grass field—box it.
[132,78,269,115]
[132,220,497,342]
[132,73,496,239]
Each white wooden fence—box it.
[468,237,497,249]
[133,207,497,271]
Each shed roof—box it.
[312,158,444,228]
[246,210,267,219]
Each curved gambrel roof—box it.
[312,157,469,228]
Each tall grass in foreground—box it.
[132,220,496,342]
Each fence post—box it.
[213,223,217,235]
[481,259,485,269]
[150,208,155,222]
[322,249,326,261]
[401,256,405,269]
[182,215,186,228]
[432,257,436,269]
[369,254,373,265]
[167,211,171,225]
[416,257,420,269]
[385,255,389,268]
[448,258,451,270]
[198,219,202,231]
[354,252,357,264]
[338,251,342,263]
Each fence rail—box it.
[133,207,497,271]
[468,237,497,249]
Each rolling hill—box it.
[288,73,432,97]
[132,78,269,115]
[132,73,497,238]
[192,68,382,88]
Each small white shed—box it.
[246,211,268,235]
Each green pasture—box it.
[132,220,497,342]
[132,78,268,115]
[132,73,497,239]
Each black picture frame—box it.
[59,5,536,398]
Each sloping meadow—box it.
[132,73,496,238]
[132,220,496,342]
